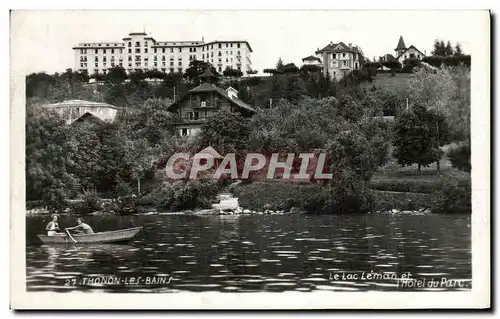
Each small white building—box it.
[41,99,119,125]
[394,36,426,64]
[225,86,239,99]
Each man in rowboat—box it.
[66,218,95,235]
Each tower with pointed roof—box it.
[199,67,218,85]
[395,36,407,58]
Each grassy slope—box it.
[359,73,413,96]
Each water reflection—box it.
[26,213,471,292]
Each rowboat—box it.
[37,226,143,244]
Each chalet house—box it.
[167,69,256,137]
[312,41,364,81]
[301,55,322,66]
[393,36,426,64]
[41,99,119,125]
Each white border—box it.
[9,8,491,310]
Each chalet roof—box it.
[198,146,223,159]
[41,99,120,109]
[169,83,256,113]
[302,55,321,61]
[395,36,407,51]
[396,45,426,59]
[70,112,106,125]
[315,42,362,54]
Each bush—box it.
[368,179,436,193]
[447,143,471,172]
[430,174,471,214]
[74,189,101,214]
[422,55,471,68]
[155,180,223,211]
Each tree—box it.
[200,110,251,154]
[223,67,243,78]
[183,60,219,84]
[105,66,128,83]
[454,43,463,56]
[276,57,285,73]
[393,104,450,173]
[283,63,299,74]
[26,103,78,208]
[444,41,454,56]
[263,68,277,75]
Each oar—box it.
[65,228,77,244]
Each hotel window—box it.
[231,44,233,48]
[218,52,222,57]
[188,112,193,120]
[202,54,205,59]
[136,55,141,61]
[95,56,99,61]
[226,58,229,62]
[237,43,241,48]
[218,44,222,48]
[178,61,182,66]
[95,63,98,67]
[119,62,123,67]
[128,42,131,47]
[154,56,157,61]
[342,53,346,57]
[162,48,166,53]
[343,61,347,66]
[218,67,222,72]
[80,63,84,68]
[170,62,174,66]
[111,49,114,54]
[145,62,148,67]
[136,41,140,47]
[154,62,157,67]
[163,62,166,67]
[194,112,199,120]
[120,49,123,54]
[111,62,115,67]
[103,57,107,62]
[95,49,98,54]
[144,41,148,47]
[181,128,188,136]
[128,63,132,67]
[237,51,240,55]
[128,56,132,61]
[128,49,132,54]
[170,48,173,53]
[144,48,148,53]
[211,52,214,57]
[135,48,140,53]
[178,68,182,73]
[332,53,336,59]
[178,48,182,52]
[162,56,166,61]
[226,44,229,48]
[193,48,196,52]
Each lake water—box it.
[26,213,471,292]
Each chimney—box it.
[349,43,352,48]
[202,36,205,42]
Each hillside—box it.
[359,73,413,97]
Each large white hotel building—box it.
[72,32,253,76]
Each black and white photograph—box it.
[9,9,490,309]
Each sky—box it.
[12,10,478,75]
